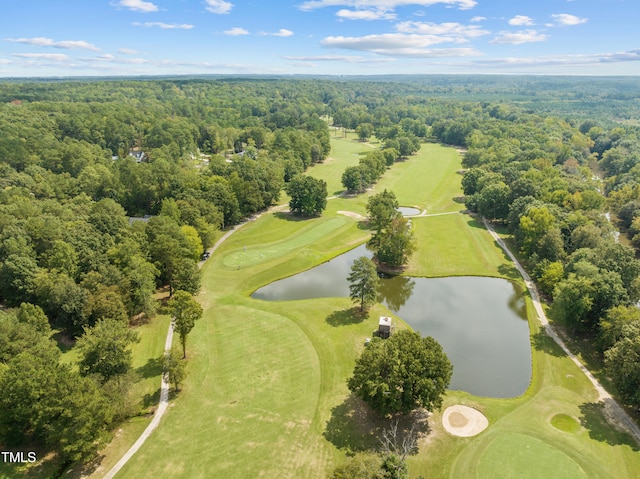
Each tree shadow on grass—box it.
[579,401,639,451]
[326,307,368,327]
[531,331,564,357]
[498,264,521,281]
[274,211,316,222]
[142,388,161,410]
[136,355,164,379]
[323,394,431,453]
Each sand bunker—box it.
[337,210,366,220]
[442,405,488,437]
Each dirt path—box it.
[102,214,265,478]
[482,218,640,444]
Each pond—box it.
[398,206,421,216]
[252,244,532,398]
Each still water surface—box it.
[252,244,532,397]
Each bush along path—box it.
[102,213,267,479]
[483,218,640,445]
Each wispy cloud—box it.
[205,0,234,14]
[322,33,481,57]
[133,22,194,29]
[469,49,640,69]
[336,9,396,20]
[470,16,485,23]
[285,54,395,63]
[7,37,100,51]
[395,21,489,39]
[509,15,535,26]
[115,0,158,12]
[118,48,139,55]
[224,27,249,36]
[299,1,478,12]
[551,13,588,26]
[13,53,70,61]
[490,30,547,45]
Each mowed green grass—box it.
[116,137,640,479]
[407,213,519,279]
[308,131,375,196]
[375,142,465,213]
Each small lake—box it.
[398,206,421,216]
[252,244,532,398]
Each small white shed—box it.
[378,316,395,339]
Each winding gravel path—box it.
[483,218,640,445]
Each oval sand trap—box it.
[442,405,488,437]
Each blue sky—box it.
[0,0,638,77]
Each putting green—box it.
[477,432,586,479]
[551,414,581,434]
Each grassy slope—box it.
[117,137,640,479]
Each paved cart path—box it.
[103,215,262,479]
[483,218,640,445]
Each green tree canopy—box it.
[371,216,415,268]
[168,290,203,358]
[367,190,401,234]
[348,329,452,415]
[286,174,328,217]
[348,256,380,312]
[76,318,140,382]
[164,346,187,392]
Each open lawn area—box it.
[113,136,640,478]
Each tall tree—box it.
[367,189,400,234]
[164,346,187,392]
[168,290,203,358]
[348,330,452,415]
[76,318,140,382]
[347,256,380,312]
[371,216,415,268]
[286,174,328,217]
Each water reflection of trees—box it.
[378,275,416,312]
[507,282,527,319]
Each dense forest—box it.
[2,76,640,466]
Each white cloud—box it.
[299,1,477,12]
[336,9,396,20]
[551,13,588,26]
[258,29,294,37]
[273,29,294,37]
[116,0,158,12]
[7,37,100,51]
[118,48,139,55]
[509,15,535,26]
[396,21,489,38]
[321,33,481,57]
[13,53,70,61]
[224,27,249,36]
[490,29,547,45]
[133,22,194,29]
[470,16,485,23]
[205,0,234,14]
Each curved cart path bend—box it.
[103,215,260,479]
[483,218,640,445]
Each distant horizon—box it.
[1,1,639,77]
[2,72,640,82]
